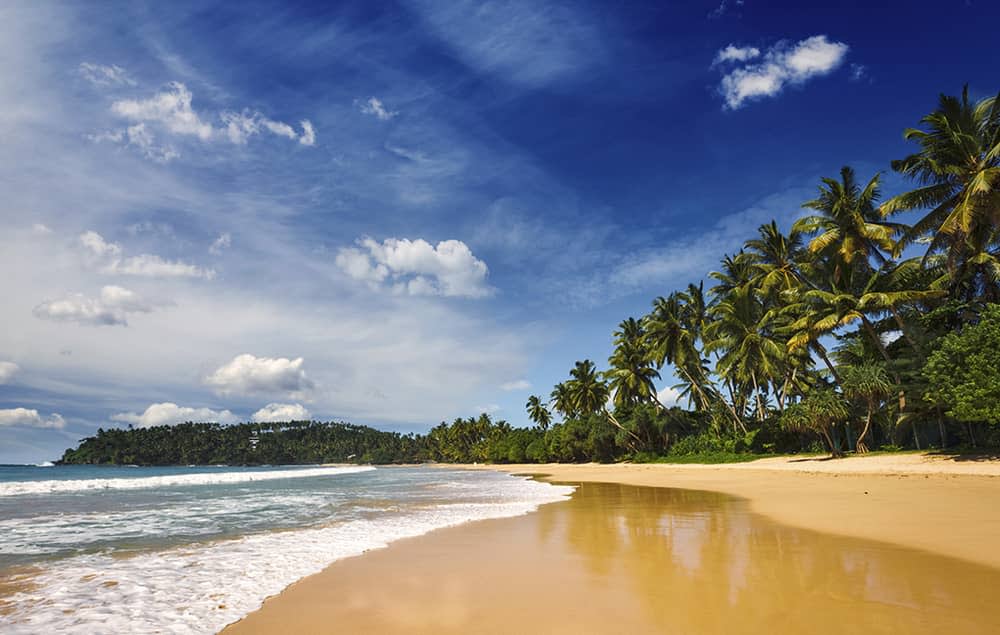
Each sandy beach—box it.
[224,454,1000,634]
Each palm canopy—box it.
[525,395,552,430]
[566,360,610,416]
[744,221,810,296]
[882,86,1000,265]
[606,319,661,409]
[793,167,904,280]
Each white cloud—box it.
[716,35,849,109]
[298,120,316,146]
[708,0,744,19]
[251,402,311,422]
[850,63,868,82]
[0,408,65,429]
[78,62,136,87]
[476,403,501,414]
[657,386,682,408]
[112,82,214,140]
[125,123,179,163]
[205,354,314,398]
[500,379,531,391]
[0,361,19,384]
[209,232,231,255]
[336,237,494,298]
[220,111,315,146]
[32,223,52,235]
[111,402,238,428]
[359,97,398,121]
[33,285,155,327]
[109,83,315,153]
[713,44,760,65]
[79,230,214,279]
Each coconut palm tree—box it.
[793,167,904,283]
[606,319,661,409]
[525,395,551,430]
[549,382,575,420]
[881,86,1000,301]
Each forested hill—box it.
[58,421,425,466]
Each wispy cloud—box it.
[500,379,531,391]
[79,230,214,279]
[209,232,231,255]
[359,97,397,121]
[336,237,494,298]
[714,35,850,109]
[713,44,760,65]
[100,82,315,158]
[78,62,136,87]
[708,0,745,19]
[405,0,604,87]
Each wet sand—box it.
[225,458,1000,634]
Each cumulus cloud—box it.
[0,361,19,384]
[715,35,849,109]
[209,232,231,255]
[500,379,531,391]
[251,402,312,422]
[657,386,682,408]
[205,354,314,397]
[33,285,156,327]
[111,402,238,428]
[79,230,214,279]
[78,62,136,87]
[713,44,760,65]
[359,97,398,121]
[335,237,494,298]
[0,408,65,429]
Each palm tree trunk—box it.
[856,401,872,453]
[812,342,842,385]
[603,409,644,448]
[860,315,906,415]
[750,370,765,421]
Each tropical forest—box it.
[61,86,1000,466]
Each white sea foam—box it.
[0,466,374,497]
[0,473,573,634]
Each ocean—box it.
[0,464,573,633]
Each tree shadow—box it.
[926,449,1000,462]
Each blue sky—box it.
[1,0,998,462]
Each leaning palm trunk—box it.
[856,400,873,453]
[603,408,643,450]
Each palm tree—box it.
[525,395,551,431]
[606,319,661,410]
[566,359,643,447]
[745,221,810,295]
[881,86,1000,302]
[842,362,892,453]
[793,166,903,283]
[549,382,574,420]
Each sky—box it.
[2,0,998,463]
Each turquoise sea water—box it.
[0,464,572,633]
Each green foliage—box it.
[923,304,1000,423]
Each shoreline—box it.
[224,454,1000,634]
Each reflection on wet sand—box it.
[226,481,1000,634]
[557,483,997,633]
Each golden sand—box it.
[224,455,1000,634]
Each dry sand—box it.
[224,453,1000,634]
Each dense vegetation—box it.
[61,86,1000,466]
